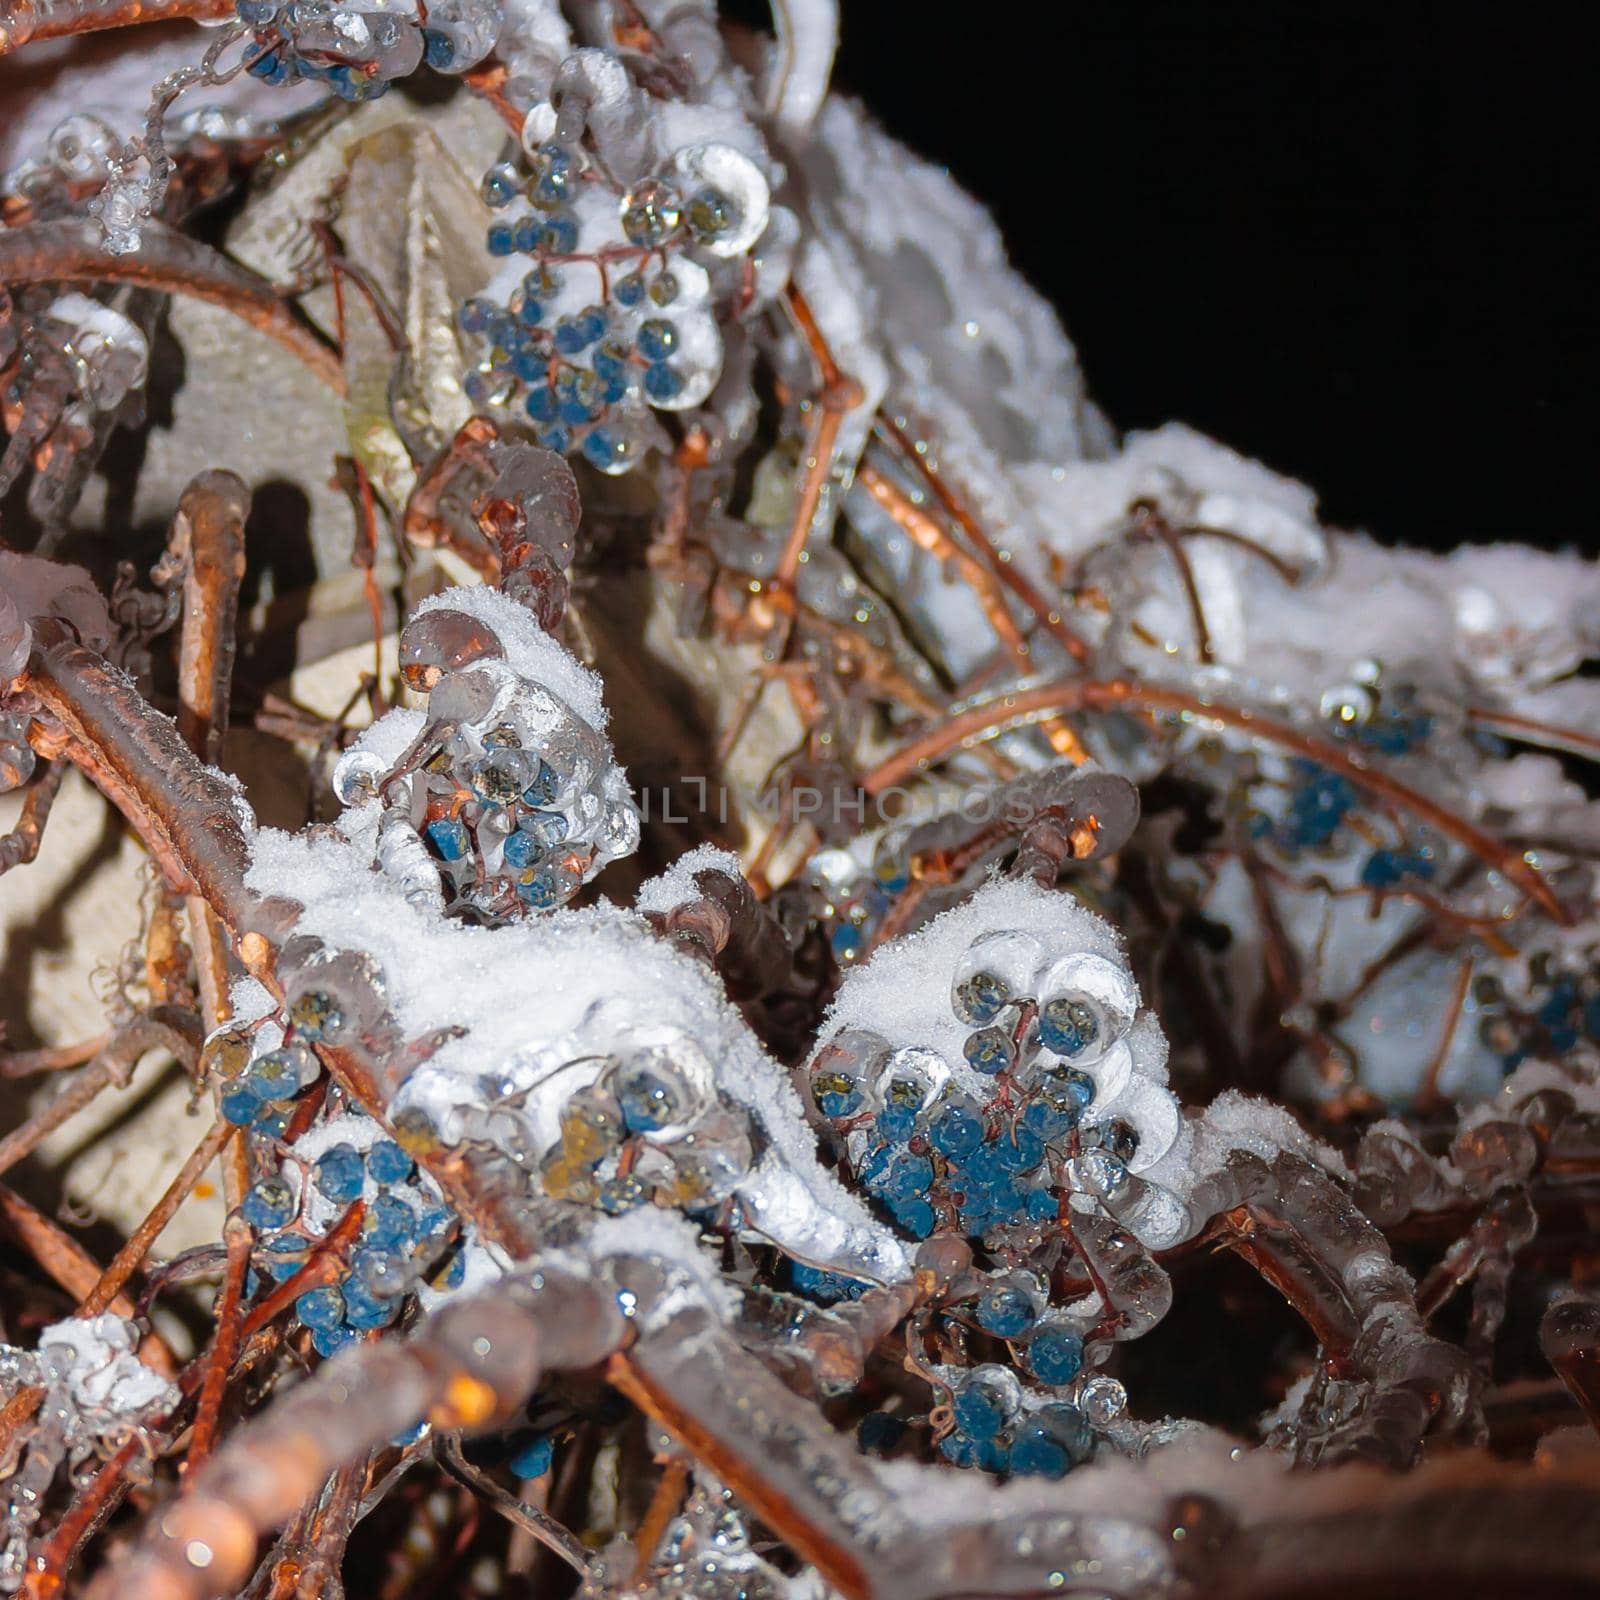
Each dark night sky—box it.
[799,2,1597,554]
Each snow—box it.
[633,844,745,914]
[245,824,909,1286]
[37,1314,177,1421]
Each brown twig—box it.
[0,0,232,53]
[0,220,344,392]
[876,413,1091,663]
[0,1031,112,1078]
[0,757,64,874]
[1416,954,1474,1113]
[78,1117,236,1317]
[185,1213,253,1471]
[862,675,1569,922]
[770,285,863,594]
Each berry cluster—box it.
[539,1044,752,1215]
[809,957,1141,1245]
[208,988,340,1135]
[238,0,500,98]
[245,1127,465,1360]
[940,1364,1093,1480]
[457,132,770,475]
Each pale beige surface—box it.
[0,769,227,1271]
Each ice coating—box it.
[35,1315,175,1421]
[411,584,608,732]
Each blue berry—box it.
[887,1195,936,1237]
[502,830,542,870]
[1360,849,1402,889]
[552,316,596,355]
[458,297,494,334]
[886,1152,933,1199]
[856,1411,906,1453]
[1038,1067,1095,1116]
[342,1277,400,1330]
[355,1247,410,1299]
[517,865,567,905]
[244,43,291,82]
[258,1234,307,1276]
[831,921,865,961]
[519,810,569,850]
[480,164,519,208]
[540,213,578,253]
[557,386,598,426]
[367,1140,413,1186]
[963,1027,1013,1076]
[522,761,560,806]
[525,385,558,424]
[1027,1325,1084,1385]
[486,221,516,257]
[643,362,684,402]
[1025,1188,1059,1222]
[509,1433,553,1478]
[813,1067,863,1118]
[249,1047,309,1099]
[296,1285,346,1332]
[241,1178,295,1232]
[875,1104,919,1142]
[221,1082,264,1125]
[313,1143,364,1206]
[253,1101,291,1137]
[311,1323,357,1358]
[364,1193,417,1251]
[953,970,1010,1024]
[952,1378,1009,1440]
[991,1126,1046,1174]
[531,142,572,203]
[976,1283,1038,1339]
[582,429,627,470]
[931,1106,984,1159]
[1009,1419,1070,1479]
[791,1263,866,1303]
[512,346,546,383]
[1040,997,1098,1058]
[592,342,628,382]
[1021,1097,1076,1142]
[517,296,545,330]
[636,319,678,362]
[512,215,543,254]
[614,274,645,307]
[425,818,469,861]
[616,1066,683,1133]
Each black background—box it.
[749,1,1596,554]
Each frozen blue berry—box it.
[509,1433,553,1478]
[367,1139,413,1186]
[296,1285,346,1332]
[1027,1325,1084,1385]
[312,1143,365,1207]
